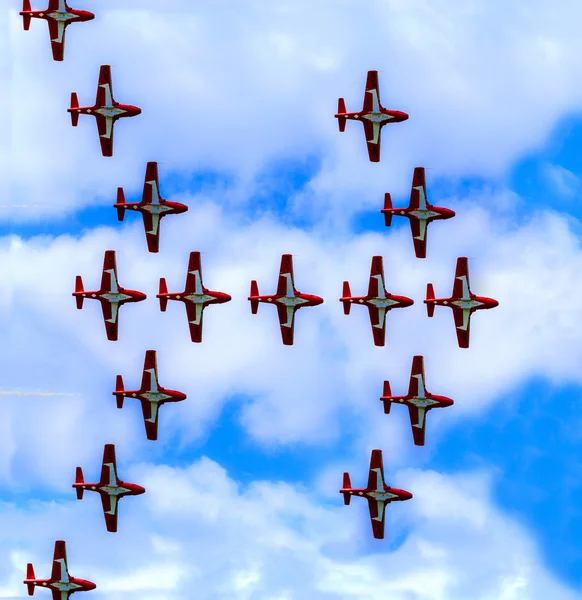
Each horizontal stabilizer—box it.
[115,188,126,221]
[342,472,351,505]
[26,563,35,595]
[158,278,169,311]
[249,280,259,314]
[382,381,392,413]
[74,276,84,309]
[115,375,124,408]
[341,281,351,314]
[426,283,435,317]
[69,93,80,126]
[74,467,84,499]
[337,98,347,132]
[382,193,393,227]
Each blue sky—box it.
[3,1,582,599]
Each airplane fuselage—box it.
[366,296,404,308]
[94,106,127,118]
[138,390,173,403]
[98,291,133,303]
[394,395,443,409]
[46,11,78,22]
[406,208,442,220]
[360,111,394,124]
[275,295,310,307]
[182,293,217,304]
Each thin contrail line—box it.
[0,391,81,397]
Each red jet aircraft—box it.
[73,444,145,533]
[115,162,188,253]
[340,449,412,539]
[73,250,146,342]
[425,256,499,348]
[20,0,94,62]
[249,254,324,345]
[335,70,409,162]
[24,540,96,599]
[340,255,413,346]
[381,167,456,258]
[381,355,454,446]
[68,65,141,157]
[157,251,231,343]
[113,350,187,441]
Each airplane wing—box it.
[408,218,428,259]
[409,167,427,210]
[366,449,386,539]
[362,70,380,113]
[184,252,204,294]
[140,350,158,392]
[99,444,118,486]
[95,115,115,157]
[185,302,204,343]
[140,399,160,441]
[367,305,386,346]
[407,355,425,397]
[407,405,427,446]
[100,493,119,533]
[100,302,118,341]
[100,250,118,292]
[48,0,65,9]
[362,120,382,163]
[452,306,471,348]
[276,254,294,297]
[46,18,66,62]
[100,251,120,340]
[276,303,295,346]
[452,257,471,299]
[95,65,114,107]
[367,256,385,298]
[50,541,69,583]
[142,162,160,204]
[141,212,161,253]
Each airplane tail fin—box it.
[342,472,351,505]
[341,281,351,315]
[158,278,168,311]
[337,98,347,132]
[74,276,84,309]
[21,0,32,30]
[426,283,435,317]
[114,375,124,408]
[115,188,126,221]
[74,467,84,499]
[25,563,35,595]
[382,381,392,413]
[249,280,259,314]
[382,193,393,227]
[69,93,79,126]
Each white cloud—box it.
[1,457,579,599]
[6,0,582,219]
[543,163,580,197]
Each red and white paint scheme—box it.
[113,350,187,441]
[340,449,412,540]
[249,254,324,346]
[72,444,145,533]
[425,256,499,348]
[68,65,141,157]
[24,540,96,598]
[73,250,146,342]
[19,0,94,62]
[115,162,188,253]
[381,167,456,259]
[335,70,409,162]
[157,251,231,343]
[340,255,413,346]
[381,355,454,446]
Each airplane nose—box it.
[403,296,414,307]
[490,298,499,308]
[314,296,324,305]
[221,293,232,303]
[398,111,409,121]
